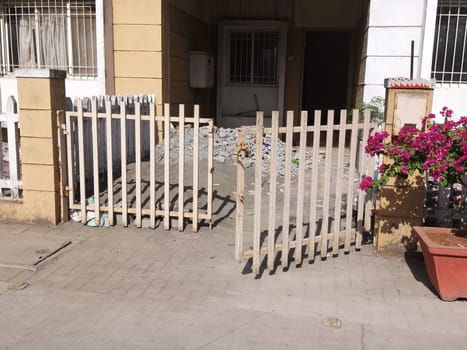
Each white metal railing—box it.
[0,95,22,200]
[0,0,96,78]
[432,0,467,84]
[235,109,376,274]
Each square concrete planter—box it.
[413,226,467,301]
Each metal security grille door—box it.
[432,0,467,84]
[217,21,287,127]
[0,0,97,78]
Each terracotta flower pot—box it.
[413,226,467,301]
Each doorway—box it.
[302,31,352,124]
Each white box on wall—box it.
[189,51,214,88]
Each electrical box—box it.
[189,51,214,88]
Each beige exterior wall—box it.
[112,0,164,112]
[0,70,66,224]
[168,5,214,116]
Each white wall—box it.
[361,0,430,104]
[433,87,467,118]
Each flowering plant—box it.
[360,107,467,208]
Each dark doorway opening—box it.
[302,31,351,124]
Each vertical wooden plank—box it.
[235,129,246,261]
[281,111,294,269]
[149,103,156,229]
[294,111,308,265]
[57,110,69,222]
[6,97,19,199]
[77,100,87,224]
[332,110,347,256]
[267,111,279,271]
[0,114,3,180]
[178,104,185,231]
[207,119,214,230]
[120,101,128,227]
[320,110,334,259]
[164,103,170,230]
[344,109,359,252]
[105,98,114,226]
[192,105,200,232]
[135,102,142,228]
[308,111,321,262]
[253,111,264,274]
[65,111,75,211]
[356,109,371,250]
[91,97,100,225]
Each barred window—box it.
[0,0,96,78]
[432,0,467,84]
[228,30,279,85]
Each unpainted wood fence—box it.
[62,98,214,231]
[0,96,21,200]
[235,109,376,274]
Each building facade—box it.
[0,0,466,125]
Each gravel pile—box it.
[155,125,317,176]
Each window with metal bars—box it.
[432,0,467,84]
[228,30,279,85]
[0,0,96,78]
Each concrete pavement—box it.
[0,221,466,349]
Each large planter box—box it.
[413,226,467,301]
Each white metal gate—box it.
[235,109,376,274]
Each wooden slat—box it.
[235,129,246,261]
[192,105,200,232]
[207,120,214,229]
[120,101,128,227]
[356,109,371,250]
[135,102,142,228]
[6,96,19,199]
[178,104,185,231]
[344,109,359,252]
[164,103,171,230]
[253,111,264,274]
[332,110,347,256]
[320,110,334,259]
[105,98,114,226]
[57,110,69,222]
[65,109,74,210]
[91,97,100,225]
[308,111,321,262]
[281,111,294,269]
[267,111,279,271]
[77,100,87,224]
[69,202,213,219]
[294,111,308,265]
[149,103,156,229]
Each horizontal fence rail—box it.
[235,109,376,275]
[0,95,22,200]
[63,97,213,231]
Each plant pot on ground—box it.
[413,226,467,301]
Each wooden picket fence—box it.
[62,98,214,231]
[0,96,22,200]
[235,109,376,274]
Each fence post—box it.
[15,69,66,224]
[374,78,434,254]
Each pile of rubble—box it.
[155,125,316,176]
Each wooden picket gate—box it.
[0,96,22,201]
[61,97,214,231]
[235,109,376,274]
